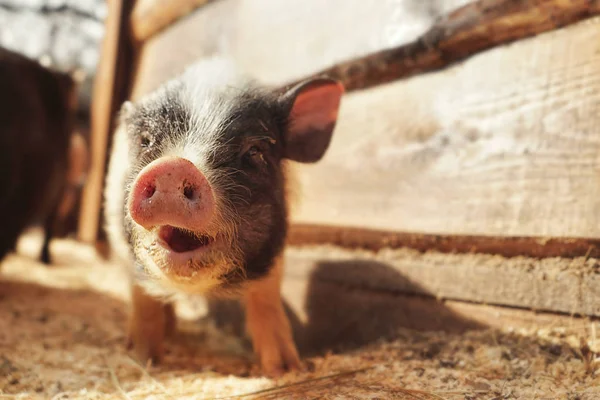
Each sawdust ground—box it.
[0,231,599,399]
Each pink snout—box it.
[128,157,215,232]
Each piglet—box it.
[0,46,78,264]
[103,57,344,375]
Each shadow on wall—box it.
[207,259,484,356]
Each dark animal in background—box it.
[0,46,80,264]
[38,130,89,261]
[104,56,344,376]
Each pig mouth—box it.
[157,225,214,253]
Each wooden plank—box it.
[130,0,214,43]
[283,0,600,92]
[289,225,600,259]
[287,17,600,238]
[208,245,597,354]
[130,0,474,98]
[281,246,600,317]
[77,0,135,243]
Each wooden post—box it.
[78,0,136,244]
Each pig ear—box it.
[279,78,344,163]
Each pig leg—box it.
[40,208,58,265]
[40,184,68,265]
[244,257,301,376]
[164,302,177,338]
[128,283,173,364]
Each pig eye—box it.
[243,145,266,168]
[246,146,259,157]
[139,131,153,148]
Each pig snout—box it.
[128,157,215,231]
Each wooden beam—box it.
[130,0,213,43]
[77,0,135,244]
[289,225,600,259]
[281,245,600,317]
[282,0,600,92]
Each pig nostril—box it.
[142,183,156,199]
[183,184,195,200]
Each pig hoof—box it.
[40,249,51,265]
[263,365,284,379]
[261,356,302,378]
[127,337,164,365]
[126,324,165,365]
[255,335,302,377]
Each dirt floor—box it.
[0,231,599,399]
